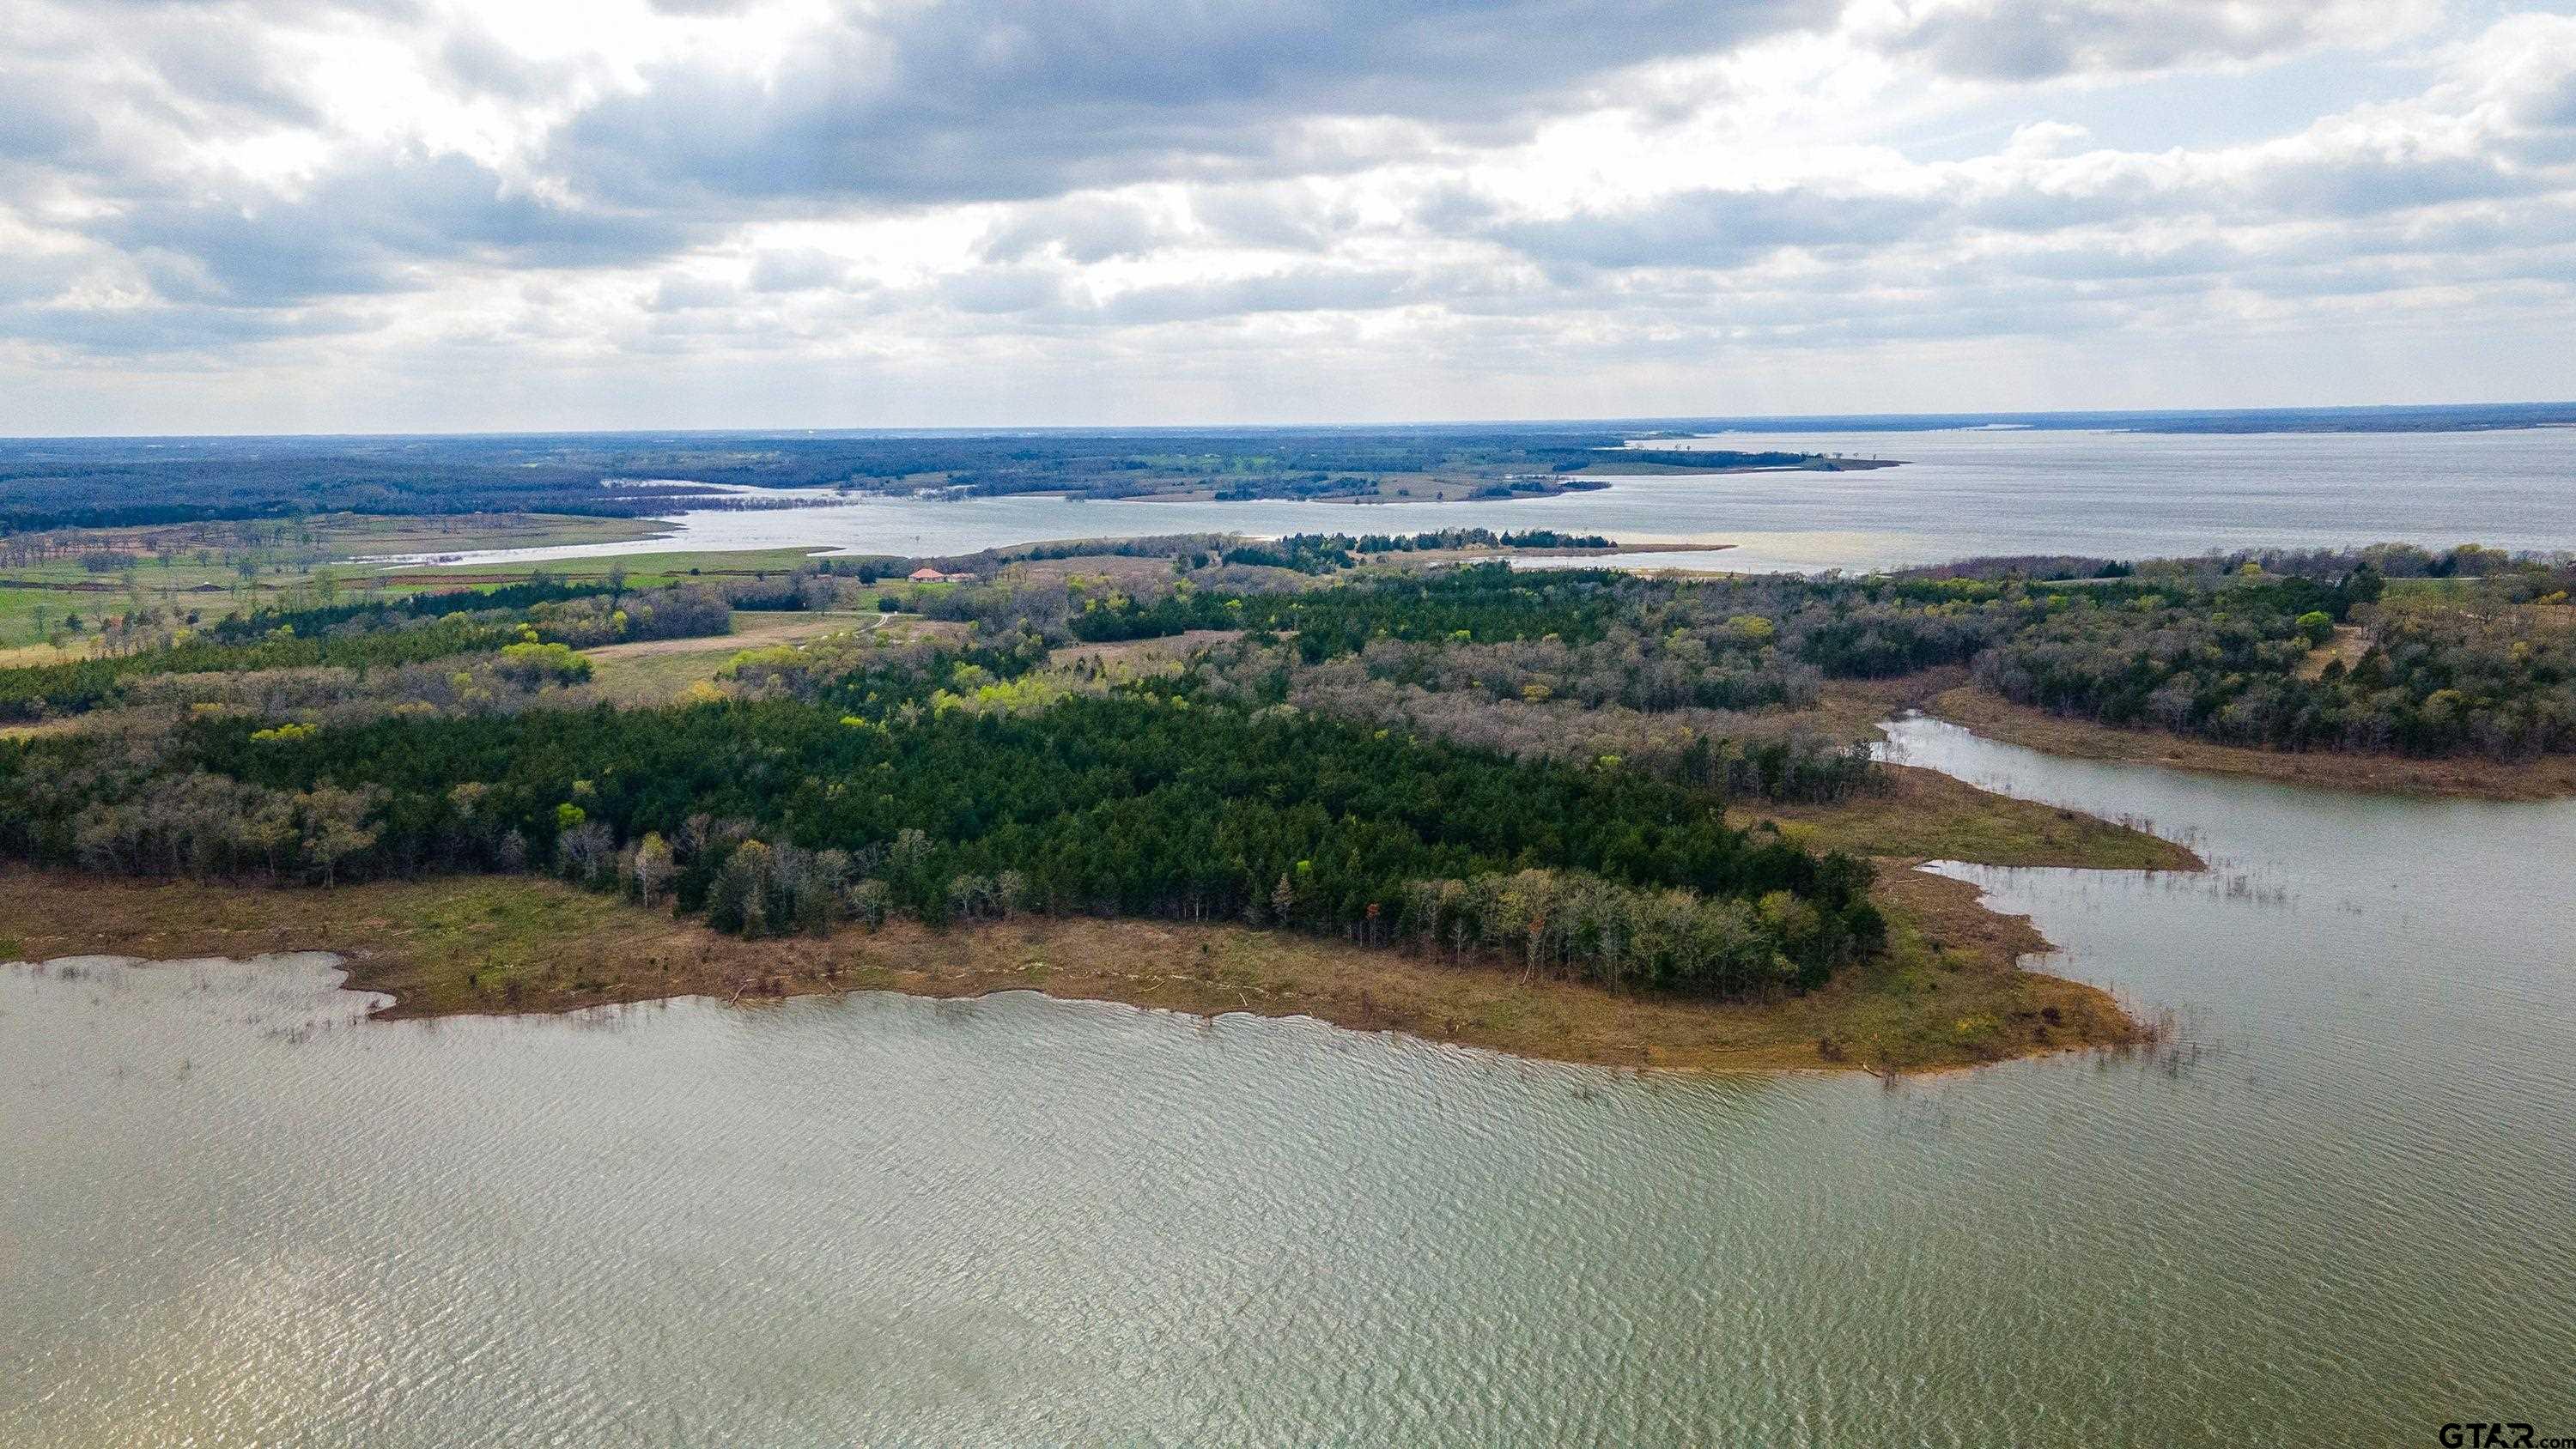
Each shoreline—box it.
[1924,685,2576,801]
[1790,667,2576,804]
[1102,458,1895,506]
[0,864,2147,1076]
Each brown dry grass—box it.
[0,715,98,743]
[0,640,95,667]
[1741,765,2202,871]
[2293,624,2372,681]
[995,554,1191,587]
[579,609,875,663]
[1795,670,1971,739]
[0,866,2137,1076]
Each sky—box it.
[4,0,2576,433]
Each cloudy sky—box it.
[5,0,2575,433]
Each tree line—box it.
[0,582,732,720]
[1,689,1885,997]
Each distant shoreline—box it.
[1105,452,1900,506]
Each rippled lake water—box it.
[395,426,2576,574]
[7,722,2573,1444]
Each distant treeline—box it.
[1214,529,1616,573]
[902,529,1619,579]
[1066,563,1618,648]
[1600,449,1827,470]
[0,451,762,532]
[0,427,1829,530]
[208,579,618,643]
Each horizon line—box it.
[7,398,2576,444]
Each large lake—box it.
[7,721,2573,1444]
[404,426,2576,573]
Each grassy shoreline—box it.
[1742,763,2203,871]
[0,862,2144,1076]
[0,664,2201,1075]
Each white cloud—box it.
[1,0,2573,429]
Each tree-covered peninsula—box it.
[7,529,2566,1069]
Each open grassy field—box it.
[0,512,670,648]
[1737,764,2202,871]
[401,543,844,587]
[578,609,970,704]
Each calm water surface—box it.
[6,722,2573,1444]
[395,427,2576,574]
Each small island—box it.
[1119,446,1900,504]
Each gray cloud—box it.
[105,151,696,307]
[1087,268,1418,325]
[1874,0,2409,82]
[748,249,860,293]
[1482,127,2563,279]
[1188,185,1366,252]
[981,198,1176,264]
[0,300,371,356]
[556,0,1834,209]
[647,276,740,312]
[2242,150,2538,220]
[1488,189,1948,271]
[132,16,326,126]
[2521,69,2576,131]
[438,26,573,100]
[2,0,2573,412]
[0,62,107,173]
[938,267,1063,315]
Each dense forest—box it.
[7,534,2571,1010]
[0,693,1880,995]
[1005,545,2576,763]
[0,558,1893,998]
